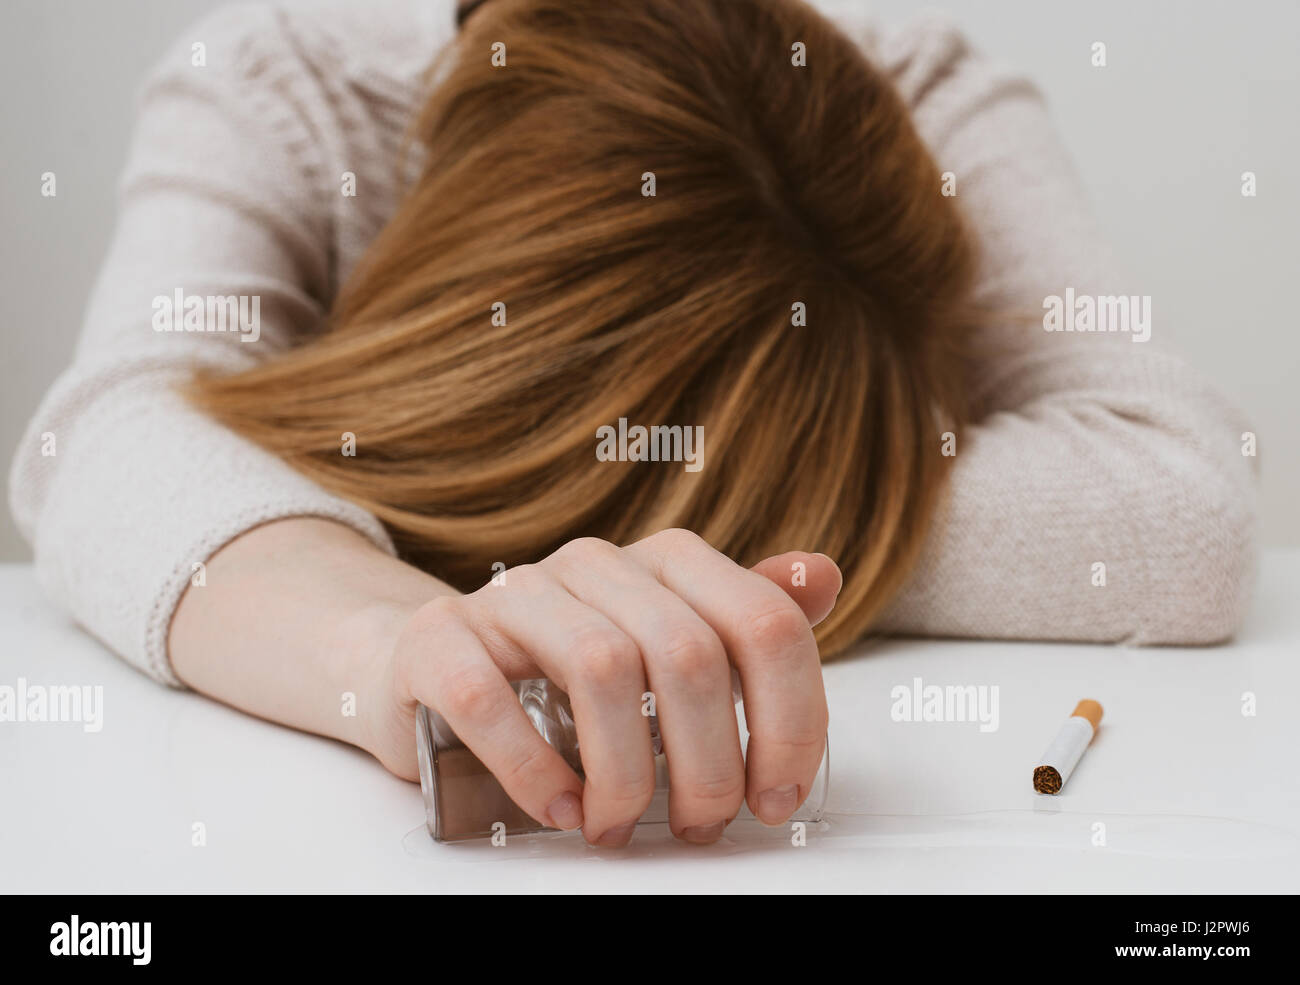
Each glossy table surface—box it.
[2,553,1297,893]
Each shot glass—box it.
[416,676,829,841]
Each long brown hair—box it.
[186,0,980,657]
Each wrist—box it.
[338,596,426,767]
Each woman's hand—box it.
[373,528,841,847]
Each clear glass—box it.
[417,677,829,842]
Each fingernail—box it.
[595,821,636,848]
[680,821,725,844]
[546,791,584,830]
[813,554,843,592]
[757,785,799,824]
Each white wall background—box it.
[3,0,1298,561]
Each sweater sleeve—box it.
[7,7,398,687]
[870,16,1258,645]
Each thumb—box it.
[749,551,842,628]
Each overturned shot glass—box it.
[416,676,829,842]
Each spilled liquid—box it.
[401,806,1300,864]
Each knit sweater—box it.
[8,0,1258,687]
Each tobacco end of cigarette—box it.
[1033,765,1062,794]
[1071,699,1103,733]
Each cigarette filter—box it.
[1032,699,1103,794]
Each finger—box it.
[461,565,656,848]
[404,596,585,832]
[748,551,842,627]
[626,529,828,827]
[546,538,745,844]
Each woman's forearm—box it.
[167,517,455,771]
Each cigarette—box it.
[1032,699,1103,794]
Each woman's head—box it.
[187,0,979,656]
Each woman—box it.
[9,0,1256,847]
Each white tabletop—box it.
[2,554,1298,893]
